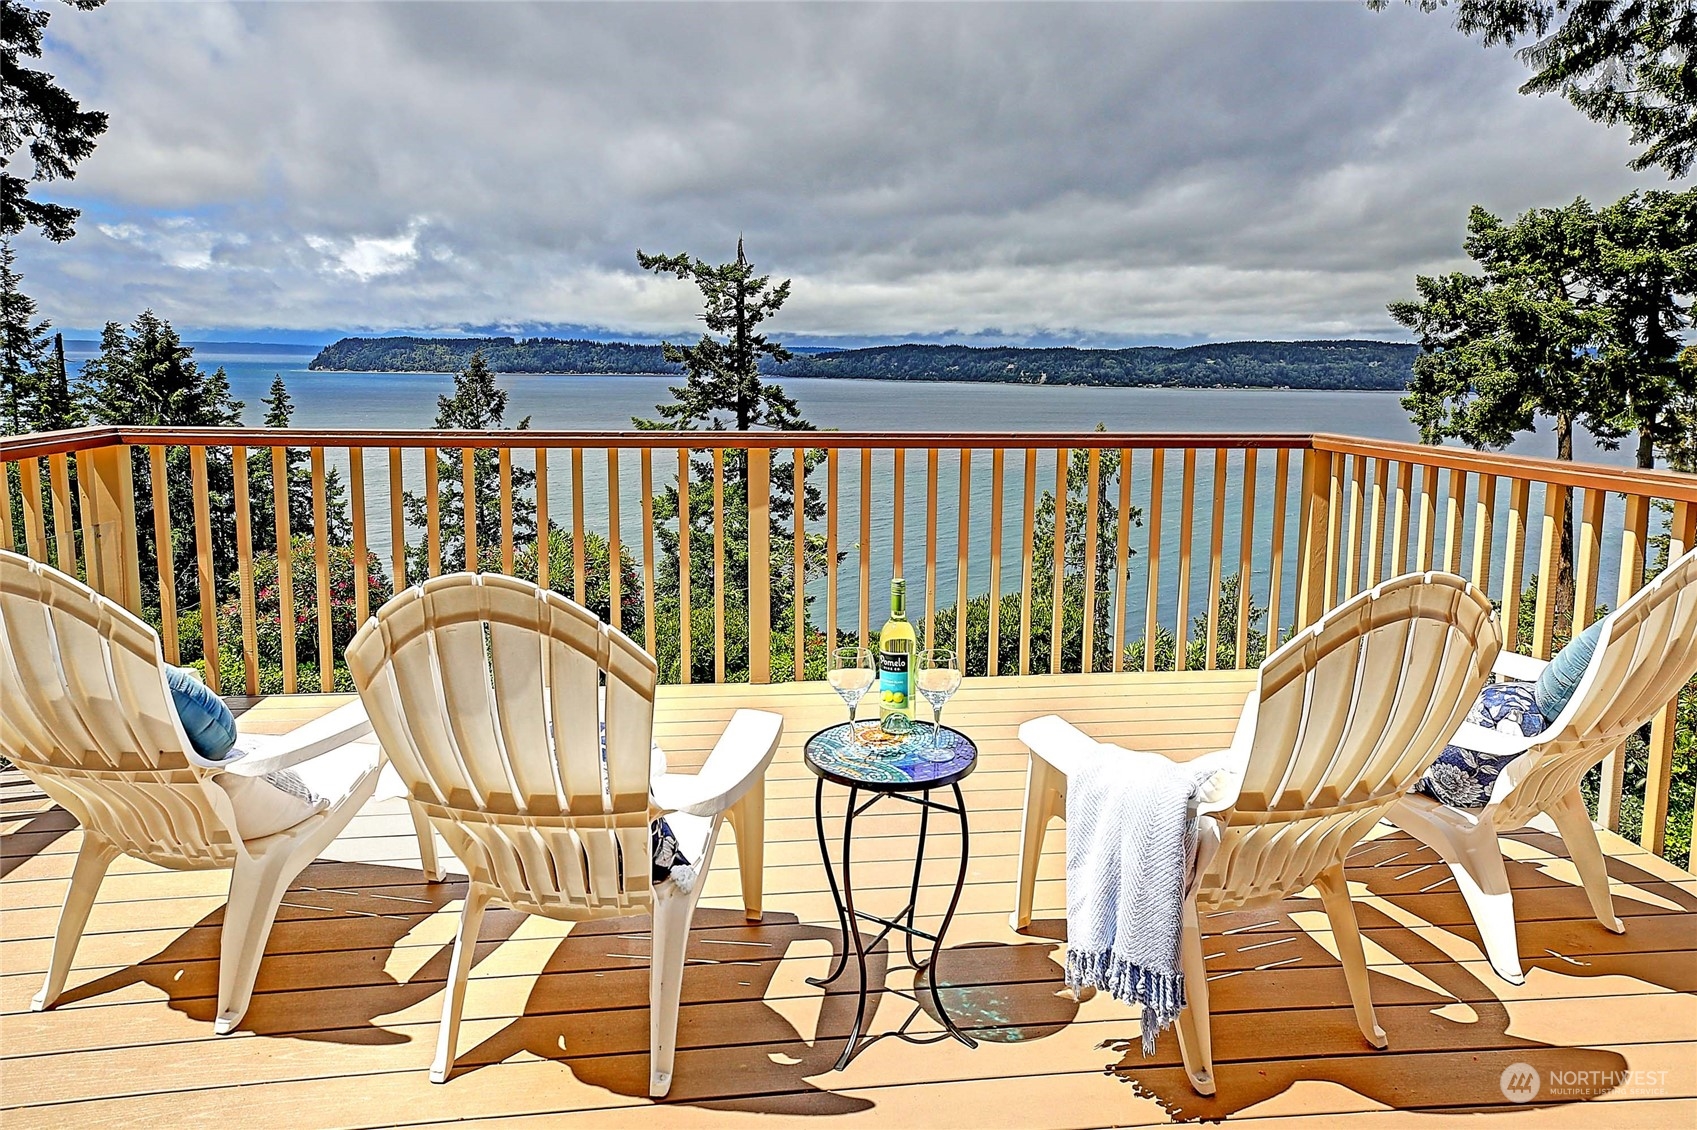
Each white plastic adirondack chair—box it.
[0,549,382,1033]
[1387,545,1697,985]
[345,572,782,1097]
[1012,572,1500,1095]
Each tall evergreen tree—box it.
[2,0,110,241]
[78,311,243,614]
[0,236,46,435]
[247,375,350,547]
[403,350,536,575]
[635,240,826,681]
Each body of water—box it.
[71,347,1647,643]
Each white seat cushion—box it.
[217,771,329,840]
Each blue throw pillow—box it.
[1534,620,1605,721]
[1415,682,1547,808]
[165,664,238,761]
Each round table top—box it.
[803,721,978,791]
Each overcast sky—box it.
[16,0,1669,345]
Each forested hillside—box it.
[310,336,1417,390]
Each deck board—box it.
[3,671,1693,1127]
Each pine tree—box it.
[403,350,536,575]
[634,240,827,681]
[0,237,47,435]
[247,375,350,547]
[2,0,110,242]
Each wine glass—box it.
[916,648,962,760]
[828,647,875,755]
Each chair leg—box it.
[431,883,492,1083]
[1011,755,1064,931]
[1316,863,1387,1049]
[726,780,765,923]
[1548,788,1623,934]
[1447,837,1526,986]
[649,891,695,1098]
[1173,904,1214,1095]
[215,849,297,1034]
[409,801,444,883]
[32,833,119,1012]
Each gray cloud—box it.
[14,0,1660,342]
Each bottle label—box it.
[879,651,910,711]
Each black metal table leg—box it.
[808,776,853,988]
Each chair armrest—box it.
[1449,720,1542,760]
[1493,651,1548,684]
[650,708,783,818]
[221,699,376,778]
[1016,714,1101,777]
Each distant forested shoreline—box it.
[309,336,1418,390]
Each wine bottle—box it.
[878,578,917,735]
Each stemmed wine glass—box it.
[828,647,876,757]
[916,648,962,760]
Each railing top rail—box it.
[2,425,1692,500]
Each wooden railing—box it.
[4,426,1695,863]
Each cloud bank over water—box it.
[23,0,1656,344]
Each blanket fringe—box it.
[1066,947,1188,1057]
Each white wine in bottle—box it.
[878,578,917,735]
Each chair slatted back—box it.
[346,573,659,915]
[1201,572,1499,911]
[1494,546,1697,828]
[0,550,235,866]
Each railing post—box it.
[1295,446,1332,630]
[1644,500,1694,859]
[748,447,771,684]
[85,444,142,616]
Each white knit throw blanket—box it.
[1064,744,1216,1056]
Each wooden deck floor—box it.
[3,672,1695,1128]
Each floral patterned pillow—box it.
[1414,682,1548,808]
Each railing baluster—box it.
[1113,448,1133,674]
[1498,477,1530,653]
[1343,454,1364,600]
[1366,457,1389,589]
[499,448,515,574]
[189,446,220,694]
[571,447,586,603]
[642,448,657,658]
[1204,449,1226,670]
[146,447,177,662]
[1393,460,1413,576]
[18,456,45,559]
[349,448,368,624]
[424,446,441,579]
[0,461,13,552]
[48,452,74,574]
[1416,463,1438,572]
[1645,500,1695,857]
[956,448,973,670]
[1598,492,1650,832]
[1324,452,1343,610]
[462,446,477,572]
[607,448,621,633]
[1175,449,1196,670]
[1235,448,1256,669]
[273,445,296,692]
[1050,447,1069,674]
[1571,486,1604,632]
[859,449,872,652]
[1470,473,1496,596]
[678,447,690,683]
[1082,448,1100,672]
[989,448,1006,676]
[311,448,334,690]
[535,448,550,590]
[1443,468,1467,574]
[893,448,906,579]
[388,447,406,592]
[926,447,939,651]
[748,447,770,684]
[1143,448,1165,672]
[711,447,725,681]
[1020,448,1036,675]
[232,446,259,694]
[1266,448,1288,649]
[825,448,839,658]
[1531,482,1566,659]
[793,446,806,680]
[1296,447,1330,631]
